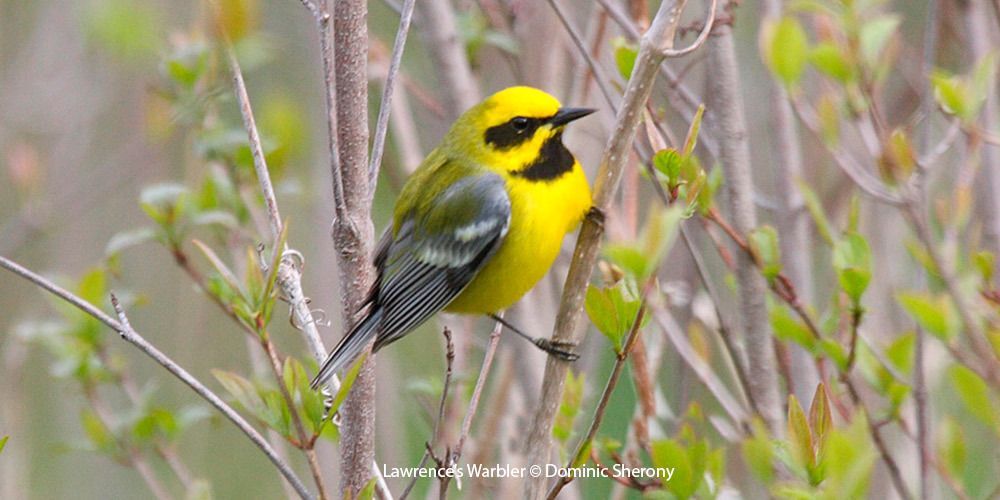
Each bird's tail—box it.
[310,309,382,390]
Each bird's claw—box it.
[535,338,580,362]
[586,206,605,229]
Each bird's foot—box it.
[534,338,580,362]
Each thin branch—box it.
[0,256,314,500]
[261,338,330,500]
[522,2,693,497]
[915,0,939,496]
[439,318,504,495]
[661,0,716,57]
[368,0,417,185]
[400,328,455,500]
[843,376,912,500]
[546,302,649,499]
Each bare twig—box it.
[0,256,314,500]
[522,2,694,497]
[368,0,417,185]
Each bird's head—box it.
[445,86,595,180]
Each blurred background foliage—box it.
[1,0,999,499]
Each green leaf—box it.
[932,72,969,119]
[949,365,1000,432]
[808,383,832,484]
[749,225,782,280]
[329,353,367,418]
[765,17,810,87]
[132,407,179,443]
[741,420,775,484]
[0,435,6,454]
[683,105,705,157]
[798,182,835,245]
[612,37,638,79]
[603,206,683,282]
[84,0,161,64]
[140,183,188,224]
[653,149,683,184]
[212,370,267,418]
[652,439,693,500]
[81,408,118,456]
[858,15,899,68]
[823,413,876,498]
[356,478,377,500]
[771,303,817,351]
[832,233,871,303]
[787,395,814,476]
[896,292,958,342]
[584,283,641,352]
[77,268,108,306]
[936,416,966,478]
[974,251,995,284]
[809,43,855,83]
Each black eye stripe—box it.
[483,116,546,150]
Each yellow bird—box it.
[312,86,594,388]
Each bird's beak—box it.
[550,107,597,126]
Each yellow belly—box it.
[444,164,591,314]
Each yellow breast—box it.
[444,162,591,314]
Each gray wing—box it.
[372,172,511,350]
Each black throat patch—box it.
[512,133,574,181]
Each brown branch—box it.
[328,0,379,496]
[522,3,695,497]
[368,0,416,185]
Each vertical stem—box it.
[914,1,940,497]
[522,2,688,497]
[706,13,783,433]
[330,0,377,496]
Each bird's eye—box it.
[511,117,530,131]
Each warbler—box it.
[311,86,595,388]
